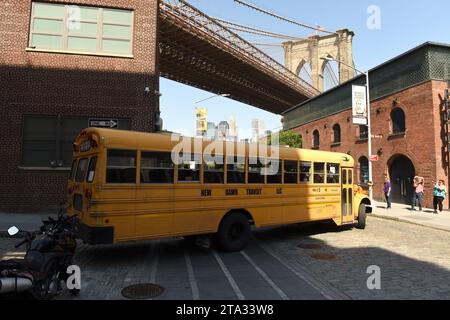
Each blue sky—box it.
[160,0,450,139]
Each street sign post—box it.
[89,118,118,128]
[369,155,379,162]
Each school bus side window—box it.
[204,155,224,184]
[141,152,174,184]
[86,156,97,183]
[248,158,265,184]
[70,159,78,181]
[106,149,137,184]
[314,162,325,184]
[75,158,88,182]
[178,154,201,182]
[284,160,298,184]
[300,161,312,183]
[327,163,340,184]
[267,159,282,184]
[226,156,245,184]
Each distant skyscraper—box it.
[195,108,207,137]
[216,121,229,141]
[228,115,238,141]
[251,119,266,142]
[206,122,216,140]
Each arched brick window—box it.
[332,124,341,143]
[359,156,369,183]
[313,130,320,149]
[391,108,406,133]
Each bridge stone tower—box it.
[283,29,355,92]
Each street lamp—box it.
[193,93,230,105]
[321,54,373,201]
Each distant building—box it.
[216,121,229,140]
[251,119,266,142]
[228,115,238,141]
[195,108,208,137]
[206,122,216,140]
[282,42,450,209]
[1,0,160,212]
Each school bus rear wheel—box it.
[216,212,251,252]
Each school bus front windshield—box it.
[67,128,371,252]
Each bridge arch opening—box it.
[295,60,313,87]
[321,59,339,92]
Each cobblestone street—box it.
[1,216,450,300]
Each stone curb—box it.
[369,213,450,233]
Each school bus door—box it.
[341,168,354,224]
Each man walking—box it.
[384,174,392,209]
[411,176,424,211]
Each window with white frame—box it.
[29,2,134,56]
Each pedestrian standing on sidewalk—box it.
[411,175,424,211]
[433,180,447,214]
[384,174,392,209]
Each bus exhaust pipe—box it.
[0,277,33,294]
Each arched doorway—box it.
[388,155,415,204]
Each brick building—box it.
[283,42,450,209]
[1,0,160,212]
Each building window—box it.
[391,108,406,134]
[359,157,369,183]
[29,2,134,56]
[140,152,174,184]
[312,130,320,149]
[106,149,136,184]
[359,125,368,140]
[22,116,130,168]
[332,124,341,144]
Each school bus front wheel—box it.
[356,204,367,229]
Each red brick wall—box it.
[0,0,159,212]
[292,81,449,209]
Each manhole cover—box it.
[298,243,323,250]
[311,253,337,261]
[121,283,164,299]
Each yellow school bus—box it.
[67,128,371,252]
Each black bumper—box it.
[74,222,114,245]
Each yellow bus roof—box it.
[79,128,355,166]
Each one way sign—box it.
[89,118,118,128]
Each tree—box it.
[266,130,303,148]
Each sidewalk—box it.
[370,201,450,233]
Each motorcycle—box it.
[0,210,79,299]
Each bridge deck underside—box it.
[158,12,313,114]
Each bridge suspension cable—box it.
[233,0,336,35]
[214,18,306,41]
